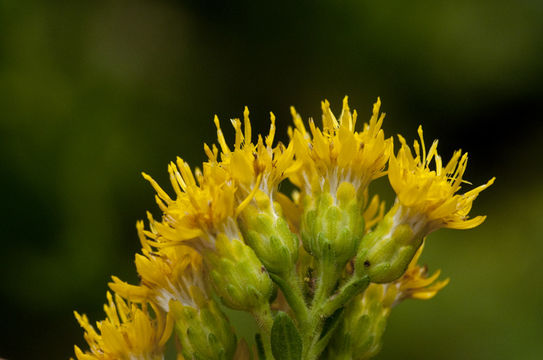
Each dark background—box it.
[1,0,542,359]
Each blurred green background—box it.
[1,0,542,359]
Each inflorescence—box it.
[72,97,494,360]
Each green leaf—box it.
[271,312,302,360]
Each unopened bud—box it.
[302,182,365,266]
[326,284,390,360]
[240,191,299,275]
[171,299,236,360]
[355,203,423,283]
[206,235,274,312]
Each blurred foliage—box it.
[0,0,541,359]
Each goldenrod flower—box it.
[109,221,205,312]
[357,125,494,283]
[139,111,278,312]
[141,157,239,249]
[203,111,303,274]
[109,221,238,360]
[72,96,495,360]
[73,292,172,360]
[289,97,393,268]
[388,126,495,234]
[140,109,297,250]
[210,109,299,203]
[289,97,392,197]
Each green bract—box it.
[240,196,299,275]
[171,300,237,360]
[356,203,423,283]
[301,182,365,268]
[206,236,274,312]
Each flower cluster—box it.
[73,97,493,360]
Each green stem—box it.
[306,307,345,360]
[252,304,275,360]
[300,259,340,360]
[301,313,321,360]
[321,274,370,318]
[311,258,340,310]
[269,269,310,328]
[302,273,370,360]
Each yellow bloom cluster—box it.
[139,110,299,251]
[73,96,493,360]
[133,96,492,255]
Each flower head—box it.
[73,292,172,360]
[140,156,243,251]
[210,109,299,201]
[109,220,206,312]
[388,126,495,233]
[289,97,392,198]
[290,97,392,266]
[140,109,299,252]
[109,223,237,360]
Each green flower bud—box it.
[326,285,390,360]
[240,191,299,275]
[301,182,365,266]
[205,234,274,312]
[171,299,237,360]
[355,203,423,283]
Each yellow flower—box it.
[289,97,392,197]
[72,96,494,360]
[141,156,240,249]
[109,220,206,312]
[211,109,299,200]
[139,110,276,312]
[388,126,495,233]
[141,108,299,250]
[73,292,172,360]
[289,97,392,266]
[108,224,238,360]
[381,244,449,308]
